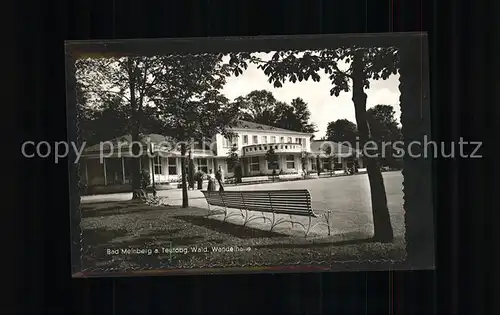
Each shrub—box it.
[139,169,151,189]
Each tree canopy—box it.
[235,89,317,134]
[366,104,402,143]
[325,119,359,146]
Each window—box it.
[253,135,258,144]
[168,157,177,175]
[280,136,284,143]
[296,138,301,144]
[311,158,317,171]
[285,155,295,169]
[262,136,267,144]
[153,156,163,175]
[270,136,276,143]
[287,137,292,143]
[123,157,133,182]
[250,156,260,171]
[197,158,208,173]
[243,135,248,145]
[224,135,238,147]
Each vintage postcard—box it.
[65,33,434,277]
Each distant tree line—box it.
[325,104,402,169]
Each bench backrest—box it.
[202,189,313,216]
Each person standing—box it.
[207,169,216,191]
[195,168,204,190]
[215,166,224,191]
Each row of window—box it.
[248,155,296,171]
[223,135,307,147]
[244,144,301,152]
[151,156,343,175]
[152,156,209,175]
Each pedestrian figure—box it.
[207,169,215,191]
[195,168,204,190]
[215,166,224,191]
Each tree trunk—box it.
[351,52,394,242]
[127,58,143,200]
[130,127,142,200]
[180,143,188,208]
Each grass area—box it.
[79,200,406,271]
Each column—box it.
[84,160,89,184]
[103,158,107,185]
[177,157,181,176]
[121,157,126,184]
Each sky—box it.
[221,52,401,138]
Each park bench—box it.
[201,189,332,237]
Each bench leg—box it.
[305,216,313,237]
[269,215,306,232]
[323,210,331,236]
[243,214,272,227]
[269,212,276,231]
[222,205,229,222]
[305,210,332,237]
[289,215,294,228]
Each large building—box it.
[80,120,362,194]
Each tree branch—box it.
[137,60,151,111]
[84,89,131,102]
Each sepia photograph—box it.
[65,34,434,276]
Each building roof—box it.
[84,119,312,153]
[231,120,312,135]
[310,140,361,157]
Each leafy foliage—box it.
[139,169,151,189]
[325,119,359,146]
[235,90,317,133]
[366,105,401,143]
[253,48,399,96]
[300,151,310,173]
[366,105,402,168]
[265,147,279,169]
[226,144,240,171]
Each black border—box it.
[65,33,434,277]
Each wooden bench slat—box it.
[212,191,309,195]
[202,189,316,218]
[205,200,311,208]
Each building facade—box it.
[80,120,362,194]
